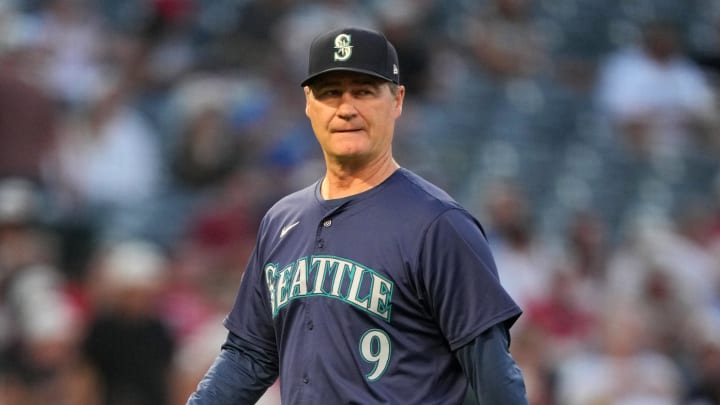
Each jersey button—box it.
[317,239,324,248]
[303,378,309,384]
[323,219,332,227]
[308,322,314,330]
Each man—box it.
[187,27,528,404]
[595,19,716,157]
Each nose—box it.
[336,92,357,120]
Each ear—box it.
[394,85,405,118]
[304,86,311,117]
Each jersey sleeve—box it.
[223,242,278,355]
[418,208,521,351]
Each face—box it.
[305,71,404,167]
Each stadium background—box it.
[0,0,719,404]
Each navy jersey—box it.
[224,168,521,404]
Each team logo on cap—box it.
[333,33,353,62]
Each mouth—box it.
[331,128,364,134]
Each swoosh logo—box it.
[280,221,300,238]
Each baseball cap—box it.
[301,27,400,87]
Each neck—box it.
[321,153,400,200]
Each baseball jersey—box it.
[224,168,521,404]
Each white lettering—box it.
[275,264,292,308]
[289,257,309,298]
[265,264,278,314]
[329,260,348,297]
[346,265,369,309]
[368,275,392,321]
[267,255,393,322]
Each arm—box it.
[455,323,528,405]
[186,330,279,405]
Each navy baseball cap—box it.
[301,27,400,87]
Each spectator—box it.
[596,19,717,157]
[554,304,683,405]
[605,197,720,324]
[0,10,58,182]
[0,178,96,405]
[685,311,720,404]
[83,239,175,405]
[46,75,164,242]
[525,266,597,358]
[483,180,554,309]
[564,209,609,281]
[271,0,376,82]
[34,0,107,107]
[461,0,551,80]
[556,209,609,312]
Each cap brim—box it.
[300,67,394,87]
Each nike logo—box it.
[280,221,300,238]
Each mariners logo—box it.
[265,255,393,322]
[333,33,353,62]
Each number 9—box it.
[359,329,391,381]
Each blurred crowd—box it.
[0,0,719,404]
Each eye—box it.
[353,86,377,97]
[315,88,342,99]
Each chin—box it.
[330,150,372,165]
[331,142,370,157]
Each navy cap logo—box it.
[333,33,353,62]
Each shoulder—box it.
[388,168,464,213]
[371,168,483,235]
[257,181,319,234]
[265,182,318,217]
